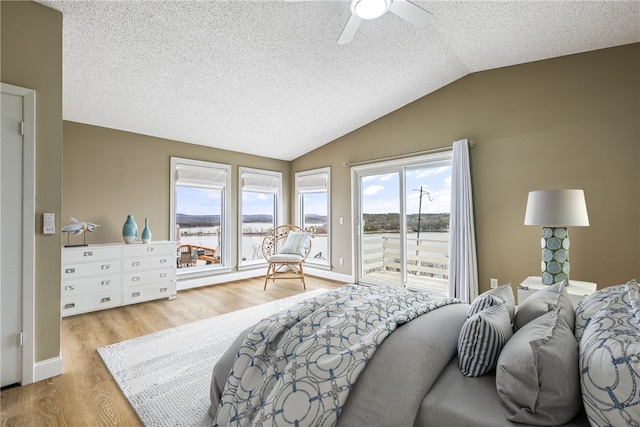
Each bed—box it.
[209,281,640,426]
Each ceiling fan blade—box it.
[388,0,433,27]
[337,14,362,45]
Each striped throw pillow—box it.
[280,231,312,257]
[458,302,513,377]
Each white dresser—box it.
[61,241,176,317]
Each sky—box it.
[361,165,452,214]
[177,164,451,217]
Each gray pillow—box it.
[458,302,513,377]
[486,283,516,322]
[496,309,581,425]
[514,281,575,332]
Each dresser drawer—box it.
[62,246,122,264]
[62,274,121,296]
[123,242,175,258]
[61,289,121,317]
[122,282,175,305]
[62,259,121,279]
[122,254,174,272]
[122,268,175,287]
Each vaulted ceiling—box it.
[37,0,640,160]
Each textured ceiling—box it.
[37,0,640,161]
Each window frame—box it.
[170,157,231,275]
[294,167,331,269]
[238,167,283,268]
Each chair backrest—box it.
[262,225,312,260]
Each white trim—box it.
[238,167,282,267]
[177,268,263,290]
[170,157,231,268]
[294,167,331,268]
[33,355,63,383]
[1,83,36,385]
[176,267,351,291]
[304,267,353,284]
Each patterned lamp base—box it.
[540,227,570,285]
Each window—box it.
[295,168,330,267]
[239,167,282,266]
[170,157,231,273]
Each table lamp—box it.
[524,189,589,285]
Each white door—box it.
[1,91,24,387]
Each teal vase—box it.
[141,218,152,244]
[122,215,138,244]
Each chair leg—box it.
[299,262,306,290]
[264,263,273,290]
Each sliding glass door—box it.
[354,152,452,293]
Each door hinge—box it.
[18,331,24,347]
[19,121,25,136]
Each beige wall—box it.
[3,0,638,369]
[63,122,290,267]
[1,1,63,362]
[293,43,640,292]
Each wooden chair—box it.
[262,225,312,290]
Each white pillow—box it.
[579,290,640,426]
[280,231,312,257]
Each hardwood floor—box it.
[0,276,344,427]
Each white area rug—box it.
[97,290,328,427]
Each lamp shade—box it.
[524,189,589,227]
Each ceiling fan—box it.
[338,0,433,44]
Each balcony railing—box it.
[362,235,449,293]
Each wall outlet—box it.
[339,258,344,266]
[490,278,498,289]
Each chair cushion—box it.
[280,231,312,256]
[269,253,304,263]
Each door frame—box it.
[350,152,452,289]
[1,82,36,385]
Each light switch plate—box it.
[43,212,55,234]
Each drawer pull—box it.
[146,247,155,252]
[160,273,167,278]
[101,264,111,270]
[160,287,168,293]
[83,251,94,257]
[64,285,75,291]
[65,268,76,274]
[132,276,140,282]
[64,303,75,309]
[160,258,167,264]
[132,292,141,297]
[100,297,111,303]
[132,261,141,267]
[101,280,111,286]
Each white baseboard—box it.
[177,267,353,291]
[177,269,263,291]
[32,355,63,383]
[304,267,353,284]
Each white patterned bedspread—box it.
[213,284,460,427]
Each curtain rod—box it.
[342,141,474,168]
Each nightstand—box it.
[517,276,597,307]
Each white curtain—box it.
[448,139,478,302]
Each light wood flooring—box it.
[0,276,344,427]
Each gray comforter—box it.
[210,293,589,426]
